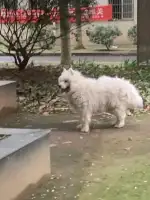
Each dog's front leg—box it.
[76,112,84,130]
[114,107,126,128]
[81,111,92,133]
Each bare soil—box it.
[1,112,150,200]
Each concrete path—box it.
[0,55,136,65]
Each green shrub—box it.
[86,25,122,50]
[128,25,137,45]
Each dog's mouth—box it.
[59,85,70,93]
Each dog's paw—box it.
[126,110,133,116]
[81,126,90,133]
[114,123,125,128]
[76,124,82,129]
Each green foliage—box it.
[128,25,137,45]
[86,25,122,50]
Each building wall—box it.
[55,0,137,47]
[134,0,137,23]
[0,0,137,47]
[91,0,137,45]
[97,0,108,5]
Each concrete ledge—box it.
[37,51,137,56]
[0,81,17,116]
[0,128,51,200]
[0,50,137,57]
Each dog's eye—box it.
[64,80,68,83]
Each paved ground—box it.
[0,55,136,65]
[1,112,150,200]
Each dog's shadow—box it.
[54,114,137,134]
[55,117,117,133]
[91,122,115,130]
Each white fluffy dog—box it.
[58,68,143,133]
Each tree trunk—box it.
[59,0,71,68]
[17,58,29,71]
[74,0,85,50]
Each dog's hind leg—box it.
[114,108,126,128]
[126,109,134,116]
[76,124,83,129]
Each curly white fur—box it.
[58,68,143,133]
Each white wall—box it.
[18,0,137,46]
[18,0,29,8]
[134,0,137,23]
[97,0,108,5]
[95,0,137,45]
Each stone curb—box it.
[0,51,137,57]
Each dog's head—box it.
[58,68,81,93]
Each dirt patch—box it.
[1,112,150,200]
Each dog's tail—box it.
[135,94,143,108]
[130,89,143,109]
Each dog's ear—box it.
[63,68,67,72]
[69,68,74,75]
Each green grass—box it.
[79,154,150,200]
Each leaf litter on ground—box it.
[0,60,150,115]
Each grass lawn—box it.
[79,154,150,200]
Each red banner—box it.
[0,5,112,24]
[69,5,112,22]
